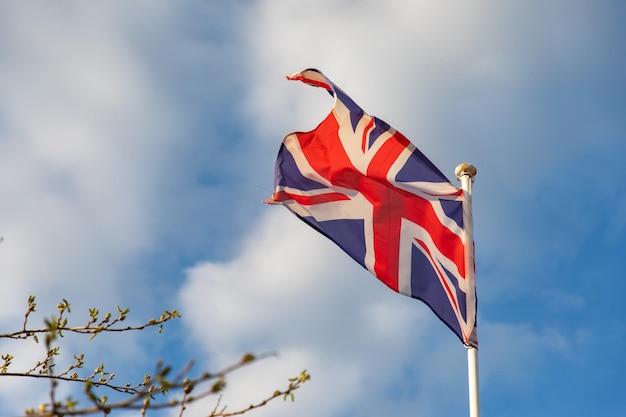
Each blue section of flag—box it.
[275,143,327,191]
[303,217,367,269]
[440,199,464,230]
[395,148,449,183]
[410,244,464,337]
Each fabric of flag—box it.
[265,69,477,345]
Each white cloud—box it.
[0,340,50,412]
[0,2,181,316]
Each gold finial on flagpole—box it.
[455,163,477,182]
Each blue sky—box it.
[0,1,625,416]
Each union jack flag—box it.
[266,69,477,345]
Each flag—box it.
[265,69,477,345]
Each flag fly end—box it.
[262,198,282,205]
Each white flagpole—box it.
[467,345,480,417]
[455,163,480,417]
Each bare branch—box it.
[0,297,310,417]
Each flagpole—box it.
[455,163,480,417]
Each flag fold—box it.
[266,68,477,345]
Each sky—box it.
[0,1,625,416]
